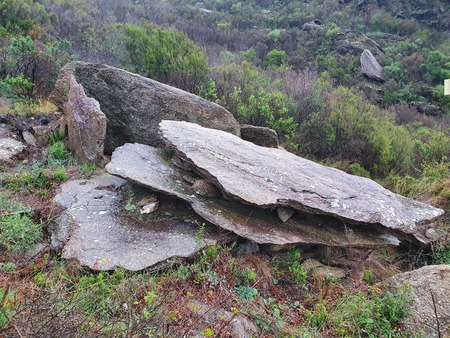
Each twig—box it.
[430,291,441,338]
[14,324,24,338]
[4,210,33,216]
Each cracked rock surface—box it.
[159,120,444,244]
[106,143,403,248]
[53,174,226,271]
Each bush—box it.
[371,121,415,175]
[384,161,450,206]
[423,50,450,84]
[350,163,371,178]
[0,0,36,34]
[47,141,70,165]
[384,62,405,83]
[73,270,125,317]
[235,285,258,300]
[432,85,450,107]
[264,49,287,67]
[231,87,298,147]
[0,213,42,251]
[120,22,209,94]
[1,35,74,97]
[370,10,400,34]
[331,287,412,337]
[432,244,450,265]
[0,74,33,97]
[0,287,16,329]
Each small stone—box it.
[425,228,439,240]
[138,195,158,207]
[22,130,36,147]
[302,259,346,279]
[0,138,26,165]
[140,202,159,214]
[192,179,221,198]
[240,124,279,148]
[239,240,259,254]
[277,207,295,222]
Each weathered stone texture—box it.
[159,120,443,244]
[52,174,226,271]
[63,75,107,163]
[360,49,387,82]
[106,142,406,248]
[50,61,240,153]
[387,265,450,338]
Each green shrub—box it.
[231,87,298,147]
[332,287,412,337]
[200,328,215,337]
[176,264,192,281]
[381,83,418,106]
[47,129,66,145]
[305,300,329,329]
[418,132,450,164]
[432,85,450,107]
[0,262,16,272]
[0,74,33,97]
[371,121,415,176]
[120,22,209,93]
[0,191,28,214]
[47,141,70,165]
[0,0,36,34]
[240,48,258,63]
[318,55,358,86]
[72,270,125,317]
[432,244,450,265]
[0,287,16,328]
[0,213,42,251]
[5,163,68,196]
[423,50,450,84]
[235,285,258,300]
[288,249,308,285]
[370,10,400,34]
[231,262,257,285]
[267,29,285,43]
[350,163,371,178]
[363,269,375,284]
[265,49,287,68]
[384,160,450,204]
[384,62,405,83]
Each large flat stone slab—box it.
[159,121,444,244]
[106,143,401,248]
[53,174,226,271]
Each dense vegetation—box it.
[1,0,449,336]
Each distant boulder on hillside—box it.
[360,49,387,82]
